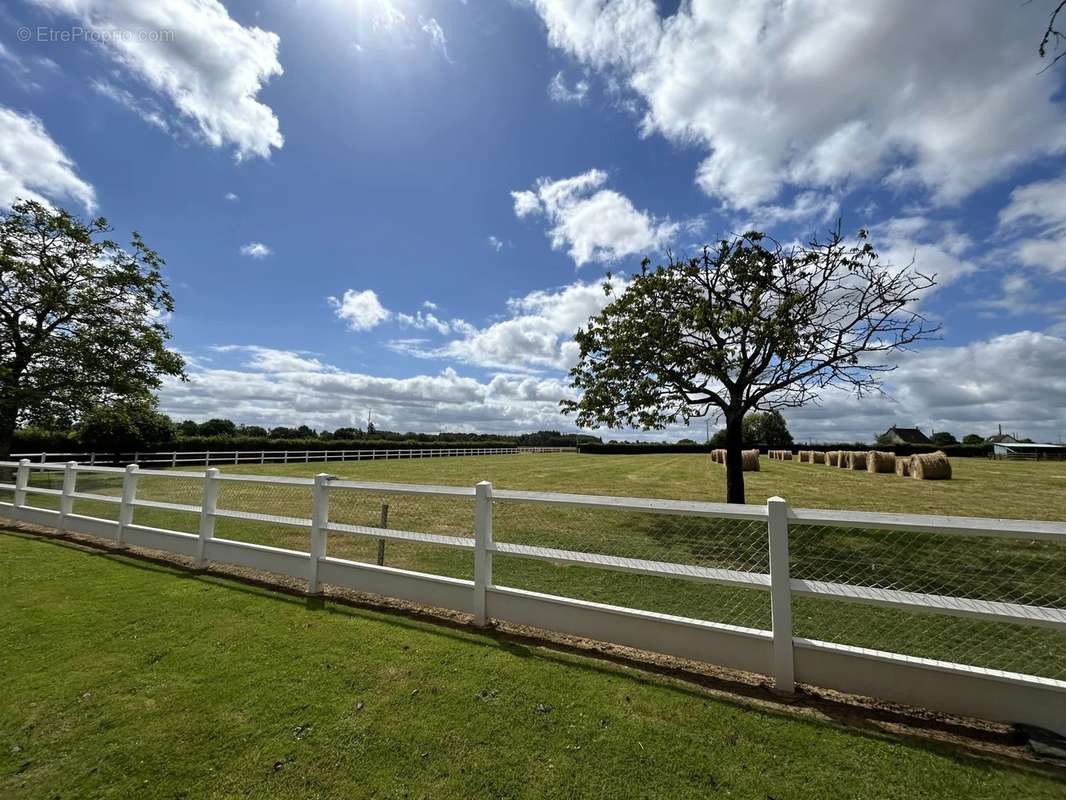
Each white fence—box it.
[0,458,1063,735]
[11,446,575,467]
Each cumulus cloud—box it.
[31,0,284,160]
[512,169,681,265]
[239,241,272,258]
[999,175,1066,274]
[548,70,588,103]
[528,0,1066,210]
[0,106,95,210]
[329,289,391,331]
[159,350,576,433]
[869,216,978,293]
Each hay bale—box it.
[847,451,867,470]
[912,450,952,480]
[826,450,840,466]
[895,456,912,477]
[837,450,851,468]
[811,451,826,464]
[741,449,760,471]
[867,450,896,473]
[781,451,793,461]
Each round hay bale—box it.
[811,451,826,464]
[826,450,840,466]
[895,456,912,477]
[847,451,867,470]
[741,449,760,471]
[867,450,896,473]
[781,451,793,461]
[912,450,952,480]
[838,450,851,468]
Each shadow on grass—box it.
[4,525,1065,784]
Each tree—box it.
[1040,1,1065,70]
[198,418,237,437]
[177,419,200,437]
[238,424,268,437]
[269,426,299,439]
[743,410,793,447]
[562,228,938,503]
[930,431,958,446]
[0,200,184,459]
[962,433,984,445]
[332,427,362,440]
[79,400,175,454]
[295,424,316,438]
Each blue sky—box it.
[2,0,1066,442]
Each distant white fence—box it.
[11,446,575,467]
[0,458,1063,735]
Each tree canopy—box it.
[0,200,184,458]
[79,400,176,453]
[563,228,938,503]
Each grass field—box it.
[10,453,1066,682]
[2,531,1064,800]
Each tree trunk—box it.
[723,412,746,504]
[0,401,17,462]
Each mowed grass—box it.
[2,532,1064,800]
[12,453,1066,681]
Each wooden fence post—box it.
[767,496,795,695]
[58,461,77,531]
[473,480,493,626]
[308,473,332,594]
[13,459,29,508]
[196,468,220,567]
[117,464,140,546]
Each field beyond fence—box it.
[2,455,1064,737]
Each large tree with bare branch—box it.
[0,200,185,459]
[561,228,939,504]
[1040,1,1065,69]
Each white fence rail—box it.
[11,446,575,467]
[0,458,1063,735]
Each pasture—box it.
[2,531,1064,800]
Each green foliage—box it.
[962,433,984,445]
[875,432,895,446]
[197,418,237,437]
[0,200,185,456]
[177,419,200,437]
[742,410,793,447]
[930,431,959,446]
[78,401,175,452]
[237,424,268,437]
[561,228,937,502]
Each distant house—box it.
[986,425,1019,444]
[878,426,932,445]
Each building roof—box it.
[885,426,932,444]
[992,442,1066,450]
[987,433,1019,443]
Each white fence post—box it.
[117,464,139,546]
[767,496,795,695]
[58,461,77,531]
[196,467,220,567]
[13,459,30,508]
[473,480,494,626]
[308,473,332,594]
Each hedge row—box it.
[578,443,992,457]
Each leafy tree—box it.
[269,426,299,439]
[874,432,895,446]
[743,410,793,447]
[238,424,268,437]
[79,401,175,454]
[295,424,316,438]
[930,431,958,446]
[177,419,200,437]
[562,228,937,503]
[0,200,184,459]
[962,433,984,445]
[676,438,697,445]
[198,418,237,437]
[332,427,362,440]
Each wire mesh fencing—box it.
[213,477,313,551]
[789,523,1066,680]
[491,500,772,630]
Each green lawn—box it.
[12,454,1066,682]
[2,531,1063,800]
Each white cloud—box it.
[528,0,1066,210]
[487,235,504,252]
[870,216,978,292]
[239,241,272,258]
[419,16,452,62]
[512,169,681,265]
[32,0,284,160]
[224,191,239,202]
[159,354,576,433]
[397,277,625,371]
[91,79,171,133]
[740,191,840,228]
[329,289,391,331]
[999,175,1066,274]
[0,106,95,211]
[548,70,588,103]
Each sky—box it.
[1,0,1066,443]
